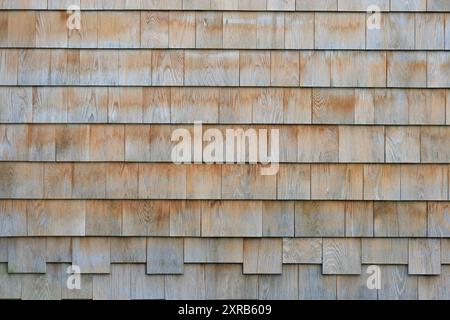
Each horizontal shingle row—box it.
[6,124,450,163]
[1,163,450,201]
[3,200,450,237]
[1,49,450,87]
[1,87,449,125]
[2,262,450,300]
[1,0,449,12]
[2,11,450,50]
[1,237,449,276]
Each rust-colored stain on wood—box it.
[1,0,450,300]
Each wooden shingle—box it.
[428,52,450,88]
[196,12,223,48]
[338,126,384,162]
[46,238,72,263]
[106,163,138,199]
[7,11,36,47]
[0,87,32,122]
[311,164,363,200]
[56,125,89,161]
[146,237,183,274]
[138,164,186,199]
[72,163,106,199]
[118,51,152,86]
[295,201,345,237]
[185,50,239,86]
[367,13,415,49]
[387,52,427,88]
[0,163,44,199]
[243,238,282,274]
[330,51,386,87]
[400,165,448,200]
[98,12,140,48]
[239,51,270,86]
[171,88,220,123]
[277,164,310,200]
[257,13,284,49]
[27,200,85,236]
[298,265,336,300]
[130,264,164,300]
[345,201,373,237]
[93,264,131,300]
[223,12,257,49]
[0,125,28,161]
[205,264,258,299]
[0,200,27,236]
[222,165,276,199]
[315,13,365,49]
[169,12,195,48]
[165,265,205,299]
[312,89,355,124]
[169,200,201,236]
[185,238,243,263]
[111,238,146,263]
[201,201,262,237]
[36,11,67,48]
[21,264,62,300]
[122,200,170,236]
[18,49,51,85]
[259,265,298,300]
[43,163,72,199]
[415,14,445,49]
[0,263,21,299]
[67,87,108,123]
[141,11,169,48]
[108,87,144,123]
[362,238,408,264]
[152,50,184,85]
[282,238,322,264]
[336,273,377,300]
[285,12,314,49]
[8,237,46,274]
[85,200,122,236]
[72,237,110,274]
[363,165,401,200]
[409,239,441,275]
[0,50,18,85]
[297,126,339,162]
[299,51,331,86]
[374,202,427,237]
[428,202,450,237]
[271,51,299,86]
[386,127,420,162]
[418,266,450,300]
[378,266,418,300]
[323,238,361,275]
[80,50,119,85]
[262,201,294,237]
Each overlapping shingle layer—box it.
[1,0,450,300]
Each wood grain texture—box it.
[298,264,336,300]
[362,238,408,264]
[409,239,441,275]
[295,201,345,237]
[205,264,257,299]
[374,202,427,237]
[72,237,110,274]
[146,237,183,274]
[259,265,298,300]
[262,201,294,236]
[283,238,322,264]
[378,265,418,300]
[8,237,46,273]
[323,238,361,275]
[311,164,363,200]
[185,238,243,263]
[428,202,450,237]
[243,238,282,274]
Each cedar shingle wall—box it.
[1,0,450,300]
